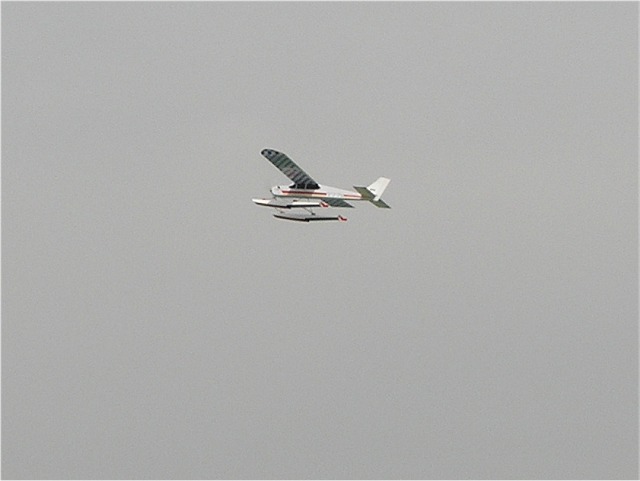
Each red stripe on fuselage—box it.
[280,190,362,199]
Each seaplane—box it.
[252,149,391,222]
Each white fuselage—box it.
[271,184,363,201]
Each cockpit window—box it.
[290,182,319,190]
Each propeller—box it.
[260,179,274,199]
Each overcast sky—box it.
[3,2,638,479]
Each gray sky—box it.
[2,2,638,479]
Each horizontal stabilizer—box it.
[353,186,374,200]
[371,199,391,209]
[353,177,391,208]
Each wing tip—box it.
[261,148,280,158]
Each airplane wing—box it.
[322,198,354,208]
[370,199,391,209]
[261,149,320,189]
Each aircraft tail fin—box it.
[353,177,391,208]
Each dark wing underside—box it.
[261,149,320,189]
[322,198,354,208]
